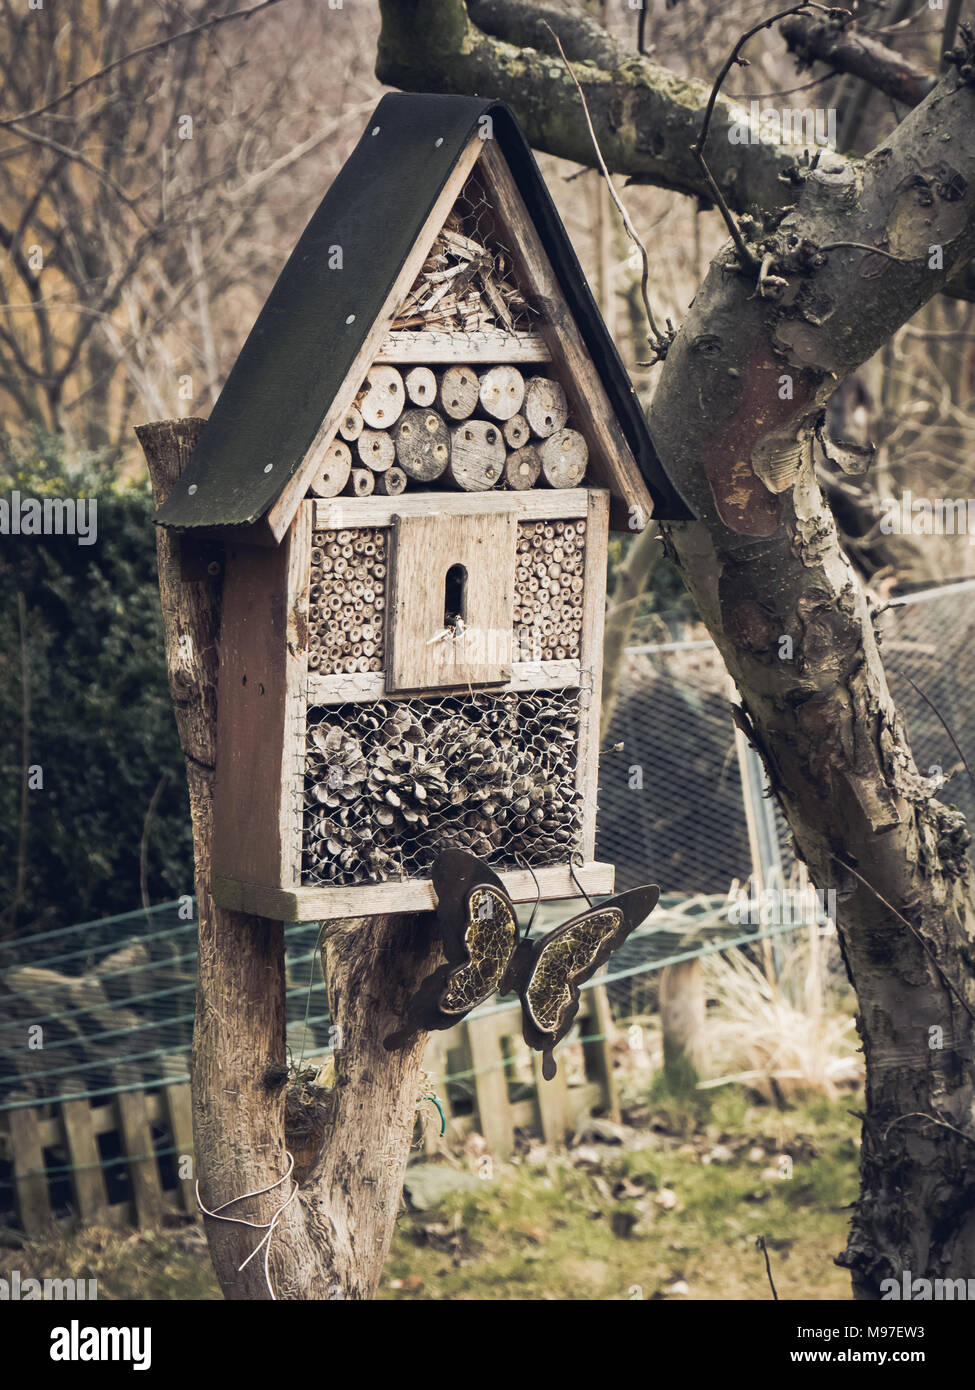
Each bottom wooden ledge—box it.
[211,861,616,923]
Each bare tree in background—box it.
[0,0,377,454]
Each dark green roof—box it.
[154,93,693,532]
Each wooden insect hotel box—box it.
[154,95,690,921]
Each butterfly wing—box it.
[383,849,520,1050]
[510,884,660,1078]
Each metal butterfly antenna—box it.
[570,851,595,910]
[514,852,542,937]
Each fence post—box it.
[116,1090,164,1227]
[580,983,619,1121]
[61,1082,109,1224]
[659,959,706,1094]
[7,1097,51,1235]
[467,1013,514,1159]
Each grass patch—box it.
[2,1093,861,1301]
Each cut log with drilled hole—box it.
[540,428,588,488]
[349,468,375,497]
[504,444,541,490]
[503,413,530,450]
[404,366,437,407]
[338,406,364,441]
[394,408,450,481]
[524,376,568,438]
[357,429,395,472]
[309,440,352,498]
[438,365,479,420]
[356,366,405,430]
[478,365,525,422]
[375,466,408,495]
[447,419,506,491]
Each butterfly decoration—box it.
[384,850,659,1079]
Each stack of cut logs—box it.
[308,528,387,675]
[391,218,531,334]
[306,364,589,498]
[514,520,586,661]
[302,691,582,887]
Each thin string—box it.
[195,1152,298,1301]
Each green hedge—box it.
[0,437,193,936]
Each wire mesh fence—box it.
[596,578,975,895]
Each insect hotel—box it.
[154,95,689,922]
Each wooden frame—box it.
[577,488,610,859]
[212,859,615,920]
[376,329,550,364]
[212,502,311,891]
[211,487,612,921]
[205,138,641,921]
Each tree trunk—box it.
[137,419,438,1300]
[374,6,975,1294]
[643,67,975,1294]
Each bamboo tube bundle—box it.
[513,519,586,660]
[308,528,388,674]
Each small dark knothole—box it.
[444,563,467,629]
[262,1061,289,1092]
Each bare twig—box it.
[894,670,975,803]
[831,853,975,1027]
[0,0,288,129]
[882,1110,975,1145]
[756,1235,779,1299]
[819,241,914,262]
[140,770,171,915]
[544,22,672,353]
[691,3,850,270]
[941,0,964,68]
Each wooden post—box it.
[659,959,706,1095]
[581,983,620,1122]
[467,1013,513,1159]
[532,1050,570,1144]
[61,1089,109,1224]
[8,1098,51,1235]
[136,418,439,1300]
[116,1090,165,1227]
[164,1082,197,1217]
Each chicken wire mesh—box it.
[596,579,975,897]
[301,688,584,888]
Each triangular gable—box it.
[154,95,694,540]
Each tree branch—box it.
[376,0,804,214]
[0,0,289,129]
[781,12,936,107]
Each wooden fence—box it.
[0,986,617,1236]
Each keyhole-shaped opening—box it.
[444,563,467,629]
